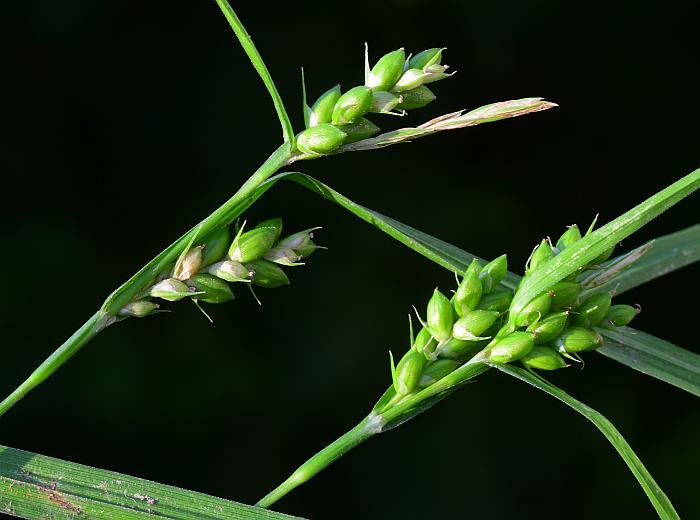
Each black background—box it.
[2,1,699,519]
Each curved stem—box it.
[0,143,293,417]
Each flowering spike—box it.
[264,246,304,266]
[476,290,513,312]
[369,91,403,115]
[229,226,278,263]
[394,349,427,395]
[549,281,582,308]
[512,292,552,327]
[418,359,459,388]
[452,310,499,340]
[527,310,569,344]
[556,224,581,252]
[174,245,204,281]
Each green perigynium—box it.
[118,218,320,315]
[295,45,455,156]
[377,221,642,407]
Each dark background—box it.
[2,1,699,518]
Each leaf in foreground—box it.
[0,444,299,520]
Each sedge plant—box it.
[1,2,699,520]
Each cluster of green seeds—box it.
[297,47,452,156]
[390,223,640,397]
[117,219,321,318]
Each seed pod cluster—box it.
[297,47,453,156]
[117,219,322,318]
[389,222,642,399]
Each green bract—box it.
[149,278,193,302]
[454,259,483,317]
[308,85,341,128]
[554,327,603,353]
[118,300,159,318]
[396,86,436,110]
[521,345,567,371]
[337,117,380,144]
[426,288,453,342]
[527,310,569,344]
[392,68,428,92]
[407,48,444,70]
[296,124,347,156]
[229,226,278,263]
[188,274,234,304]
[527,239,555,274]
[264,246,303,266]
[207,260,252,283]
[571,293,612,328]
[452,310,499,340]
[605,304,640,327]
[477,290,514,312]
[418,359,459,388]
[555,224,581,252]
[331,86,373,125]
[479,254,508,294]
[490,331,535,363]
[367,48,405,92]
[512,292,551,327]
[394,349,426,395]
[370,91,402,114]
[245,259,290,288]
[549,280,582,308]
[200,226,230,267]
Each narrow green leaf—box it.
[0,444,299,519]
[581,223,700,297]
[598,326,700,397]
[491,363,680,520]
[215,0,294,144]
[510,167,700,321]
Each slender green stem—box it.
[257,361,491,508]
[0,143,293,417]
[215,0,295,145]
[0,313,107,416]
[256,419,376,509]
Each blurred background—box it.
[2,0,698,518]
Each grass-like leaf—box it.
[490,363,681,520]
[0,444,299,519]
[509,167,700,321]
[581,223,700,297]
[214,0,294,144]
[598,326,700,397]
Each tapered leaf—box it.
[598,326,700,397]
[0,444,299,520]
[580,223,700,297]
[491,363,680,520]
[509,167,700,321]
